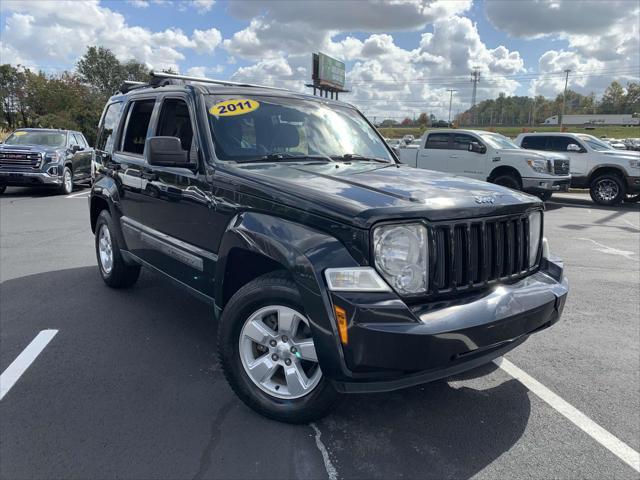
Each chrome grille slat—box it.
[0,151,42,169]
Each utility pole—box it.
[470,67,481,125]
[560,68,571,130]
[447,89,457,125]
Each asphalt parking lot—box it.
[1,187,639,480]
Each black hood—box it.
[230,162,541,228]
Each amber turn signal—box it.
[334,305,348,345]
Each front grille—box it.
[0,152,42,170]
[429,213,537,295]
[553,159,570,175]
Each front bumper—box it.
[625,175,640,194]
[327,258,568,393]
[0,170,62,187]
[522,177,571,193]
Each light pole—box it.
[560,69,571,130]
[447,89,457,125]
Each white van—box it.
[400,129,571,200]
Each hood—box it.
[601,149,640,159]
[232,162,540,228]
[0,143,62,156]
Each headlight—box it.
[528,211,542,265]
[373,224,428,295]
[526,158,551,173]
[44,152,61,163]
[629,159,640,168]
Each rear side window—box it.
[121,99,155,155]
[70,133,83,147]
[156,98,194,152]
[521,136,547,150]
[96,102,123,152]
[452,134,476,151]
[425,133,450,149]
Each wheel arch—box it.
[488,165,523,186]
[214,211,361,380]
[588,165,626,185]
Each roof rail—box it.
[149,70,289,92]
[118,80,146,94]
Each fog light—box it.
[334,306,348,345]
[47,166,58,175]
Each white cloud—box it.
[192,0,215,13]
[128,0,149,8]
[186,65,225,78]
[0,0,223,72]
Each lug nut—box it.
[284,358,292,366]
[290,346,297,354]
[269,339,277,347]
[281,335,288,343]
[271,354,279,361]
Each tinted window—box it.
[156,98,193,152]
[452,133,476,151]
[96,102,123,152]
[70,133,82,147]
[121,99,155,155]
[521,136,547,150]
[549,136,580,152]
[5,131,66,147]
[425,133,450,149]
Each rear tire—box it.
[95,210,141,288]
[492,173,521,191]
[589,173,625,206]
[218,272,339,424]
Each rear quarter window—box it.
[425,133,450,149]
[96,102,123,152]
[521,136,547,150]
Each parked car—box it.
[602,138,628,150]
[90,71,568,423]
[515,132,640,205]
[399,129,571,201]
[402,134,414,145]
[385,138,403,155]
[0,128,93,195]
[623,138,640,151]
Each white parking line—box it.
[66,190,89,198]
[0,330,58,401]
[577,237,637,261]
[310,423,338,480]
[495,357,640,473]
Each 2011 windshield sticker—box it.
[13,131,27,136]
[209,99,260,117]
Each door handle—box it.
[449,155,458,159]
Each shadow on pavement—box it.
[546,194,640,212]
[1,266,530,479]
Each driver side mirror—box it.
[567,143,582,152]
[146,136,192,167]
[71,145,83,153]
[468,142,486,154]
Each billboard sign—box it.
[312,52,345,89]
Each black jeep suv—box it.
[0,128,93,195]
[89,72,568,423]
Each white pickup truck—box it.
[514,132,640,205]
[399,129,571,200]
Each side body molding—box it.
[215,212,361,379]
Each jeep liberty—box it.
[89,72,569,423]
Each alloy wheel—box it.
[239,305,322,399]
[98,224,114,275]
[595,179,619,202]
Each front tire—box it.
[59,166,73,195]
[492,173,521,191]
[218,272,339,424]
[536,191,553,202]
[95,210,141,288]
[589,173,625,206]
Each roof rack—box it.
[118,80,146,94]
[148,70,289,92]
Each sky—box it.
[1,0,639,120]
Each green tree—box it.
[77,46,149,97]
[599,81,626,113]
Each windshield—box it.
[4,130,66,147]
[206,95,394,163]
[479,133,519,149]
[577,134,614,151]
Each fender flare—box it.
[89,175,129,251]
[214,211,361,379]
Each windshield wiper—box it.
[237,153,336,164]
[332,154,391,164]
